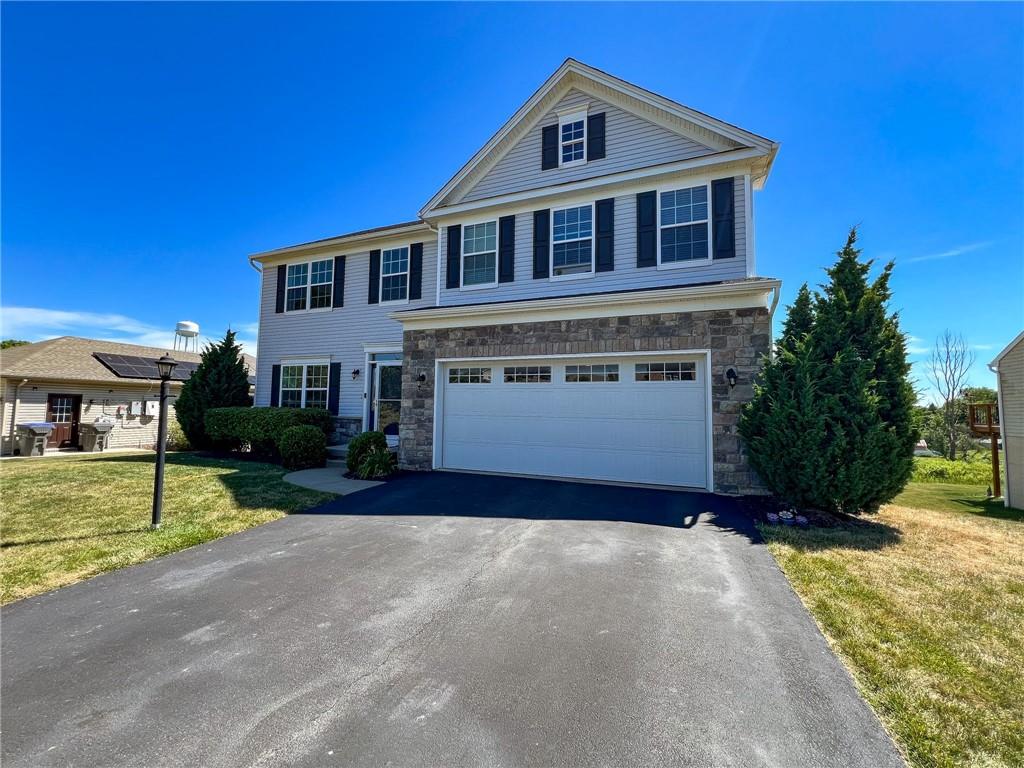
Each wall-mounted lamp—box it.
[726,368,738,388]
[417,373,428,384]
[351,368,360,380]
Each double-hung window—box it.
[462,221,497,287]
[559,110,586,166]
[551,204,594,278]
[280,362,330,408]
[286,259,333,311]
[659,184,710,265]
[380,247,409,303]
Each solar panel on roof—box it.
[93,353,198,381]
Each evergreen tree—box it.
[175,329,252,449]
[739,228,917,515]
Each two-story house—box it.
[250,59,780,494]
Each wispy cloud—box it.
[972,343,996,351]
[0,306,258,357]
[903,241,992,265]
[906,335,930,356]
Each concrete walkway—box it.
[283,467,382,494]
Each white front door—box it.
[439,355,709,488]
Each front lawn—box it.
[763,482,1024,768]
[0,452,333,604]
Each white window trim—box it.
[558,109,588,169]
[656,179,714,271]
[279,359,331,408]
[460,219,499,291]
[379,246,411,306]
[549,201,596,282]
[284,258,334,313]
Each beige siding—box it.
[462,89,717,204]
[0,378,184,455]
[998,339,1024,508]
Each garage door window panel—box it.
[503,366,551,383]
[635,361,697,382]
[448,367,492,384]
[565,364,619,383]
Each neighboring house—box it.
[990,330,1024,509]
[0,336,256,455]
[250,59,781,493]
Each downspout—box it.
[988,359,1010,508]
[6,379,29,455]
[766,284,782,359]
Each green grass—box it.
[0,452,333,604]
[762,483,1024,768]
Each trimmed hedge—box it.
[279,425,327,471]
[346,431,388,474]
[205,407,334,458]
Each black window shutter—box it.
[328,362,342,415]
[712,178,736,260]
[587,113,606,161]
[368,250,381,304]
[595,198,615,272]
[275,265,286,313]
[541,125,558,170]
[498,215,515,283]
[332,255,346,308]
[409,242,423,300]
[446,225,461,289]
[269,364,281,407]
[533,210,550,279]
[636,191,657,268]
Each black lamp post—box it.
[151,354,178,529]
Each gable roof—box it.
[0,337,256,385]
[420,58,778,216]
[990,330,1024,370]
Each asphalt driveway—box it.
[1,472,902,768]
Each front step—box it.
[326,443,349,460]
[326,458,347,468]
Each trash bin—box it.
[16,423,53,457]
[80,420,115,452]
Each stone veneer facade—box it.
[398,307,771,494]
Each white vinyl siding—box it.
[437,176,748,306]
[254,240,438,418]
[998,339,1024,509]
[462,90,717,204]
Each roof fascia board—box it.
[390,279,780,330]
[990,329,1024,369]
[250,222,432,263]
[424,148,764,220]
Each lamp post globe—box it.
[151,355,178,529]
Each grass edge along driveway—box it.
[762,483,1024,768]
[1,452,333,604]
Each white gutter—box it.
[988,358,1011,508]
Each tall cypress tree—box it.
[739,229,917,514]
[175,329,252,449]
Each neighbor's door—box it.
[45,394,82,448]
[373,363,402,446]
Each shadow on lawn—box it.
[2,528,149,548]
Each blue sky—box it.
[2,2,1021,398]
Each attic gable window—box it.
[559,110,587,167]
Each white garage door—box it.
[440,355,709,488]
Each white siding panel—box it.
[998,340,1024,508]
[439,176,748,306]
[254,241,438,415]
[462,90,716,204]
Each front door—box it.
[371,363,402,446]
[45,394,82,448]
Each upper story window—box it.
[660,184,710,265]
[551,204,594,279]
[281,362,329,408]
[559,110,587,167]
[381,247,409,303]
[286,259,333,311]
[462,221,497,287]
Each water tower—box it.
[173,321,200,353]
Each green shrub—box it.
[357,446,397,479]
[911,456,995,485]
[166,419,191,451]
[205,407,334,459]
[279,425,327,471]
[346,431,388,473]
